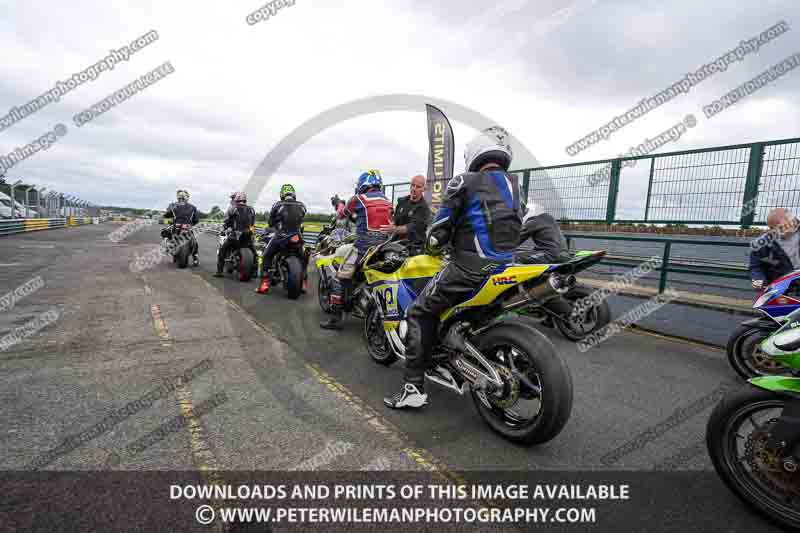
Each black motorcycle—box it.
[217,228,256,281]
[262,229,310,300]
[161,223,197,269]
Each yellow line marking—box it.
[150,305,227,533]
[149,304,172,347]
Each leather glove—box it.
[752,279,764,290]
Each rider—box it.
[319,170,393,330]
[163,189,200,266]
[213,191,257,277]
[384,127,523,410]
[516,203,572,328]
[329,195,353,239]
[259,184,307,291]
[516,202,570,265]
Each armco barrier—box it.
[0,217,79,236]
[68,216,93,226]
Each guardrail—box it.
[563,233,751,293]
[0,216,100,236]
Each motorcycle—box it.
[707,307,800,530]
[727,270,800,379]
[261,227,310,300]
[161,223,197,269]
[504,251,611,341]
[314,225,355,257]
[217,226,257,282]
[358,235,598,444]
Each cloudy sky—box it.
[1,0,798,217]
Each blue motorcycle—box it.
[727,270,800,379]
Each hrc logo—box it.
[492,275,517,286]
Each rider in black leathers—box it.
[260,184,307,292]
[384,127,524,410]
[214,191,257,277]
[516,205,570,265]
[162,189,200,266]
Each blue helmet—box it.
[356,169,383,194]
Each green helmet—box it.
[280,184,296,201]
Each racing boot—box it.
[320,288,345,330]
[319,308,344,330]
[256,277,270,294]
[192,254,200,267]
[384,382,428,409]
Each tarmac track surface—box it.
[0,224,784,532]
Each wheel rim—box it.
[475,344,543,429]
[741,330,787,376]
[720,399,800,521]
[564,305,599,337]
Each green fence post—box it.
[644,157,655,222]
[522,170,531,202]
[659,241,671,294]
[741,143,764,228]
[605,160,621,224]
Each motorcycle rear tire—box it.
[239,248,254,282]
[286,256,303,299]
[471,321,573,445]
[176,245,190,269]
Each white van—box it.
[0,192,18,219]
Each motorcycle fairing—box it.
[750,376,800,395]
[755,270,800,319]
[364,254,444,284]
[440,264,550,321]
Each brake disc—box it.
[745,418,800,497]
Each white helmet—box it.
[464,126,513,173]
[176,189,189,202]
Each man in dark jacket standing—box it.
[381,174,431,255]
[750,208,800,290]
[384,126,523,410]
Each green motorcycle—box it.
[707,307,800,530]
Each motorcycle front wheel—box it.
[706,387,800,530]
[318,273,331,313]
[727,324,784,380]
[471,320,573,445]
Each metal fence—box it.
[516,136,800,227]
[381,137,800,227]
